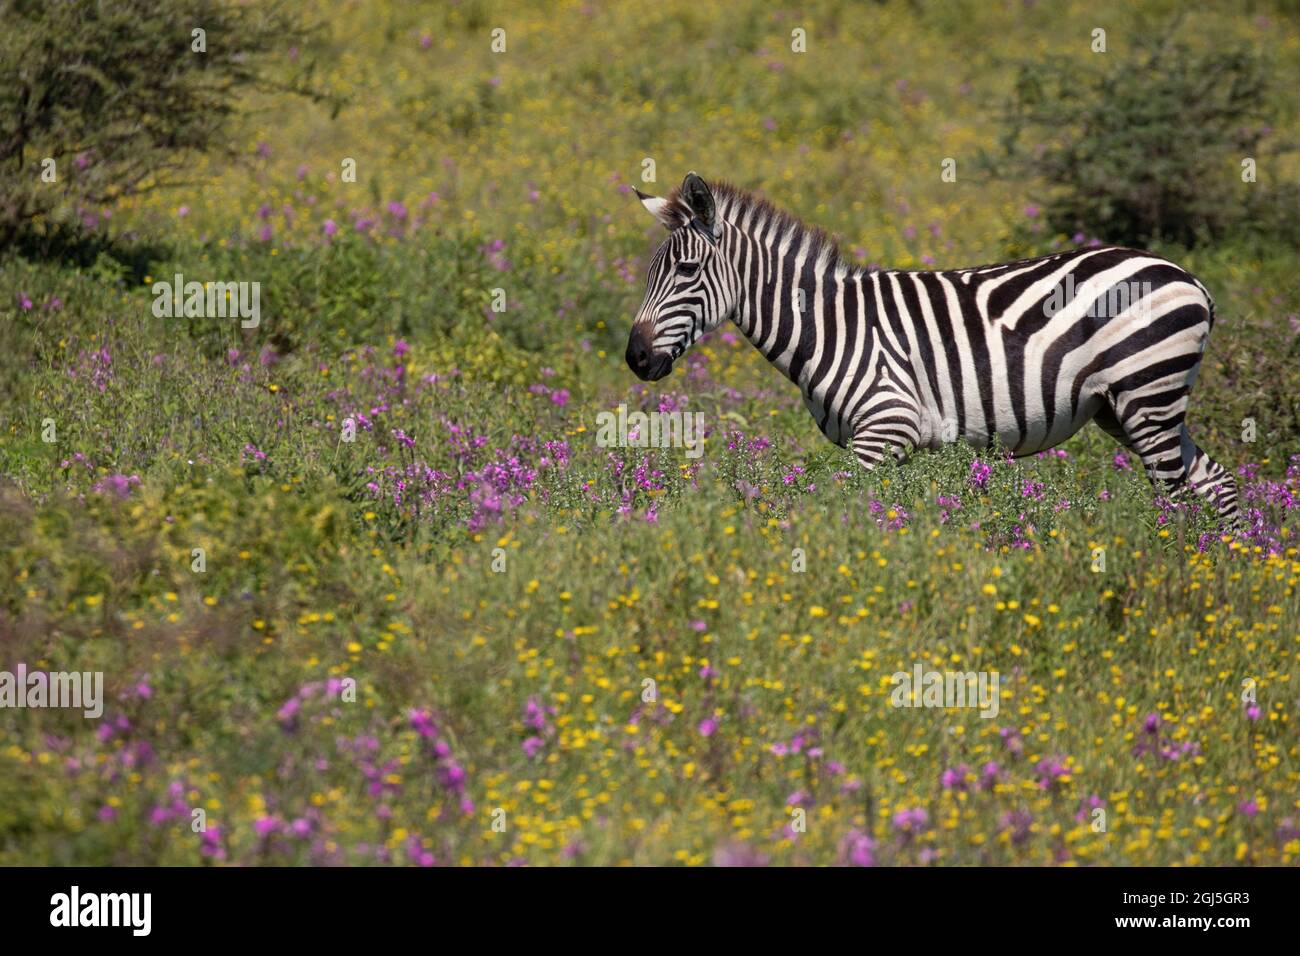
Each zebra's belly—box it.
[802,361,1104,455]
[805,391,1097,454]
[919,392,1102,455]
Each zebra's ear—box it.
[634,187,688,231]
[681,172,719,237]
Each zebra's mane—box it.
[667,179,848,272]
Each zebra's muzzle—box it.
[626,334,673,381]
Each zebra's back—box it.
[867,246,1214,454]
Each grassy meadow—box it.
[0,0,1297,866]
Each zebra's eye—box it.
[675,261,700,279]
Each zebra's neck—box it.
[721,213,871,389]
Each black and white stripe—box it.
[627,173,1240,525]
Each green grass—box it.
[0,0,1297,866]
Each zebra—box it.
[625,172,1241,526]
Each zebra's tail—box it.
[1190,275,1217,330]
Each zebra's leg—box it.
[850,431,909,470]
[1097,381,1192,497]
[1099,388,1241,527]
[850,402,921,471]
[1184,439,1243,528]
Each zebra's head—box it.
[626,172,739,382]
